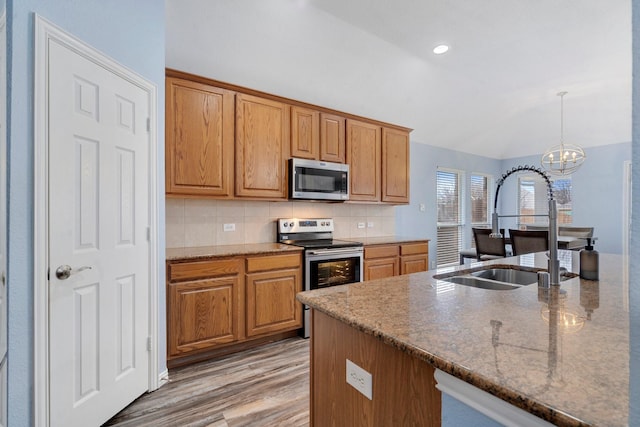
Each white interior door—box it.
[47,38,150,427]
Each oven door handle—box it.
[307,247,363,256]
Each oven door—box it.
[303,247,363,338]
[305,247,363,291]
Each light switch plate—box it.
[223,223,236,232]
[346,359,372,400]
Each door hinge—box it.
[147,336,152,352]
[146,117,150,132]
[146,227,151,241]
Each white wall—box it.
[166,0,431,141]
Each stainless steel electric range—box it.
[277,218,363,338]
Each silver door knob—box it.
[55,265,92,280]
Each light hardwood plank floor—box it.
[103,337,310,427]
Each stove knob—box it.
[326,220,331,226]
[320,221,325,226]
[283,222,289,228]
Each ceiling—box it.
[305,0,631,159]
[166,0,631,159]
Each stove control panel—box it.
[278,218,333,233]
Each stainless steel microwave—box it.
[289,158,349,201]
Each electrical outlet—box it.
[357,222,365,229]
[419,203,426,212]
[223,223,236,232]
[367,222,374,228]
[346,359,372,400]
[430,260,436,269]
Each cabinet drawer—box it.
[168,258,242,282]
[400,242,428,256]
[364,245,398,259]
[246,253,301,273]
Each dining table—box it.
[504,235,587,250]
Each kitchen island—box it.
[297,251,629,426]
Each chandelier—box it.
[541,91,586,175]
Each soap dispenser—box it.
[579,237,599,280]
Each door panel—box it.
[48,39,149,427]
[0,12,6,427]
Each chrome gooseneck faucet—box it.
[491,165,560,286]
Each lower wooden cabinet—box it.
[167,252,302,362]
[364,244,399,281]
[400,242,429,275]
[364,241,429,280]
[167,258,243,358]
[246,253,303,337]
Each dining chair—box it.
[472,228,507,261]
[509,229,549,256]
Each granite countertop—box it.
[166,243,303,261]
[297,251,628,427]
[344,235,431,246]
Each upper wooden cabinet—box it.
[320,113,346,163]
[165,77,234,197]
[235,94,290,199]
[291,109,346,163]
[165,70,410,203]
[291,106,319,160]
[382,128,410,203]
[347,119,381,202]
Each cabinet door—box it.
[246,268,302,337]
[382,128,410,203]
[320,113,345,163]
[168,275,242,357]
[400,255,428,275]
[165,77,234,197]
[364,258,398,281]
[291,106,319,160]
[236,94,290,198]
[347,119,381,201]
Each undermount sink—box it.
[442,276,520,290]
[470,268,538,286]
[434,267,541,291]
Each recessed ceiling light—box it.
[433,45,449,55]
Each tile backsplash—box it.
[166,199,396,248]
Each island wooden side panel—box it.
[311,310,441,426]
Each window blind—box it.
[437,169,463,267]
[470,174,489,225]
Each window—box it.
[469,174,491,249]
[470,174,490,225]
[437,169,463,267]
[518,176,572,226]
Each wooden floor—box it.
[104,337,310,427]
